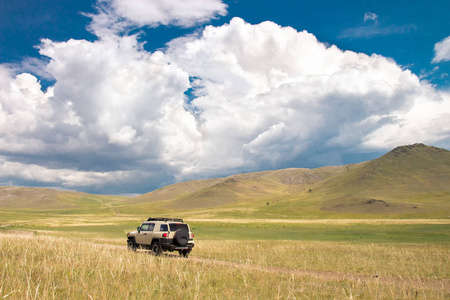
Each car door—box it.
[136,223,153,245]
[145,223,155,245]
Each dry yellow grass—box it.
[1,233,448,299]
[194,240,450,280]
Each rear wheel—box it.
[151,241,162,256]
[181,249,190,258]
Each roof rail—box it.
[147,217,184,222]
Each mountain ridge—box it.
[128,143,450,217]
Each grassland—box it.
[0,213,449,299]
[1,231,449,299]
[1,211,449,244]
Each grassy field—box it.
[1,211,449,244]
[0,233,448,299]
[0,212,449,299]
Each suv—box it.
[127,217,194,257]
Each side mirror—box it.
[137,226,141,233]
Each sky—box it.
[0,0,449,196]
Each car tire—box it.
[151,241,162,256]
[174,229,189,246]
[181,249,190,258]
[127,239,137,251]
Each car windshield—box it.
[169,223,189,231]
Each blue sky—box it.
[0,0,449,195]
[2,0,449,86]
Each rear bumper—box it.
[160,238,195,251]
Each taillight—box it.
[162,233,168,237]
[191,233,194,238]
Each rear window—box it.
[169,223,189,231]
[160,224,168,232]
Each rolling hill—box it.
[316,144,450,213]
[126,143,450,218]
[280,143,450,217]
[1,143,449,218]
[129,166,348,209]
[0,186,126,211]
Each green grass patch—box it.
[190,222,450,244]
[1,210,449,244]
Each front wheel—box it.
[127,239,137,251]
[151,241,162,256]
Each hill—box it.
[129,166,348,210]
[289,143,450,217]
[0,186,126,211]
[127,143,450,218]
[1,143,449,218]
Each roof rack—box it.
[147,217,184,223]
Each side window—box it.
[148,223,155,231]
[141,224,150,231]
[160,224,168,232]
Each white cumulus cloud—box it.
[364,12,378,23]
[166,18,449,173]
[432,36,450,63]
[88,0,227,37]
[0,34,194,192]
[1,16,449,193]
